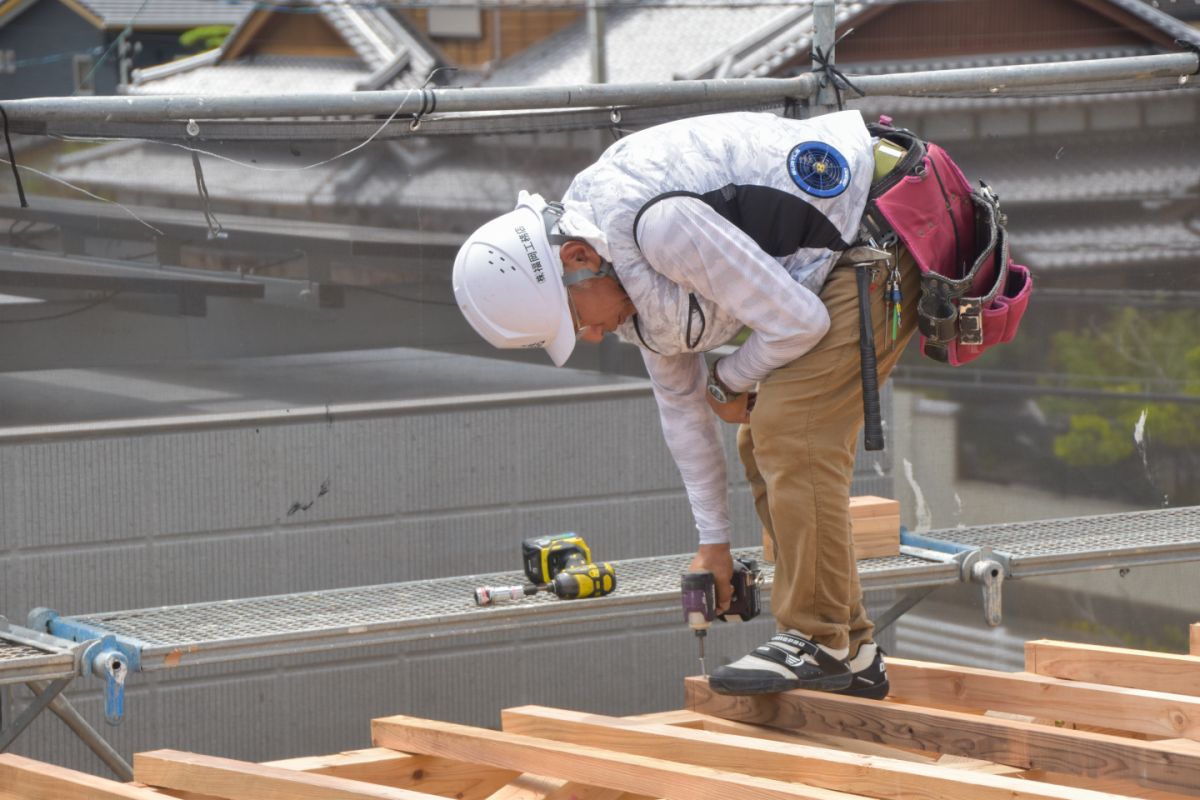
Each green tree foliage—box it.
[1047,308,1200,501]
[180,26,232,52]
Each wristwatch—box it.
[706,360,742,405]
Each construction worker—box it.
[452,110,918,698]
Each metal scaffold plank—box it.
[46,547,956,672]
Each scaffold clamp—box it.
[81,637,128,725]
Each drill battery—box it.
[522,532,592,584]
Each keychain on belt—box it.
[885,263,902,350]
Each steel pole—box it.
[853,51,1198,96]
[812,0,838,114]
[0,75,817,128]
[0,51,1192,131]
[0,677,70,752]
[28,681,133,781]
[587,0,607,85]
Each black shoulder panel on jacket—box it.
[634,185,850,256]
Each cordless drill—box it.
[680,557,762,675]
[474,533,616,606]
[475,561,617,605]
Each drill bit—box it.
[696,630,707,676]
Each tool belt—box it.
[859,117,1033,366]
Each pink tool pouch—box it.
[861,118,1033,366]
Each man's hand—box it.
[705,389,756,424]
[688,543,734,616]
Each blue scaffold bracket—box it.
[28,608,142,726]
[899,527,977,555]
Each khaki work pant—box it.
[738,247,920,656]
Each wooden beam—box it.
[885,657,1200,739]
[686,676,1200,797]
[0,753,167,799]
[542,786,645,800]
[501,705,1112,800]
[1019,769,1197,800]
[372,714,865,800]
[633,709,942,762]
[1191,624,1199,657]
[484,774,564,800]
[264,748,518,799]
[1026,640,1200,698]
[134,750,442,800]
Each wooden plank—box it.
[850,516,900,559]
[686,675,1200,796]
[484,774,564,800]
[632,710,939,762]
[849,496,900,558]
[1026,640,1200,698]
[542,786,647,800]
[933,754,1026,775]
[849,496,901,518]
[1191,623,1199,657]
[619,709,707,727]
[885,657,1200,739]
[649,709,1025,768]
[264,747,518,799]
[135,750,443,800]
[686,714,943,763]
[1020,769,1195,800]
[501,705,1114,800]
[0,753,167,800]
[372,714,866,800]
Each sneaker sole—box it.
[707,670,854,696]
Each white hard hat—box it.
[452,191,576,366]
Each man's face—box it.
[568,279,636,343]
[561,243,635,343]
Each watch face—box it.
[706,380,728,405]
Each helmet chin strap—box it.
[541,200,622,289]
[561,258,618,288]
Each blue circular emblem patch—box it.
[787,142,851,198]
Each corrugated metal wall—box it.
[0,382,892,773]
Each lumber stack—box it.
[763,494,901,562]
[1,633,1198,800]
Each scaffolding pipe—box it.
[0,52,1194,130]
[0,76,817,127]
[854,51,1198,96]
[811,0,838,114]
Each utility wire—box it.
[0,157,164,235]
[0,291,121,323]
[74,0,154,96]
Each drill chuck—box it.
[680,571,716,632]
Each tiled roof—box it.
[1015,219,1200,268]
[487,0,1199,87]
[686,0,1198,80]
[128,55,369,95]
[52,137,575,217]
[483,2,787,86]
[131,0,441,92]
[70,0,249,27]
